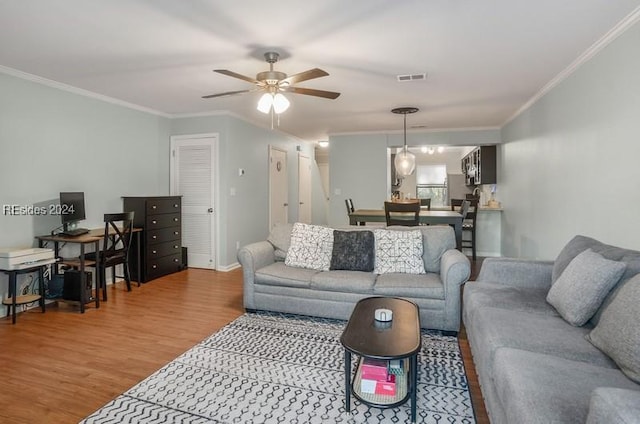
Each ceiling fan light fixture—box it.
[257,92,274,114]
[272,93,290,114]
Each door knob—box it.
[207,208,213,213]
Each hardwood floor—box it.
[0,264,490,424]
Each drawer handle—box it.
[152,220,157,224]
[152,235,157,240]
[174,231,179,235]
[152,265,157,269]
[173,218,179,222]
[152,205,157,209]
[174,245,179,249]
[173,258,179,262]
[152,250,157,254]
[174,204,179,208]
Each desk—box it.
[1,258,57,324]
[36,232,102,313]
[348,209,464,248]
[35,228,141,313]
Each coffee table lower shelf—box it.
[351,358,409,408]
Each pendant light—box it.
[392,107,419,177]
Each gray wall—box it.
[170,114,325,267]
[0,72,170,311]
[500,19,640,258]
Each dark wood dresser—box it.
[122,196,183,283]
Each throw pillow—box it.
[373,229,425,275]
[586,274,640,384]
[330,230,375,272]
[267,222,293,261]
[285,223,334,271]
[546,249,626,326]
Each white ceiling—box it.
[1,1,639,141]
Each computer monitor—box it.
[59,192,86,232]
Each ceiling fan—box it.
[202,51,341,114]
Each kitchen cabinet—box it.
[461,145,496,185]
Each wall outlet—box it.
[238,168,245,176]
[236,241,240,250]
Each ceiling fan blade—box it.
[282,86,341,99]
[202,89,256,99]
[280,68,329,86]
[214,69,259,84]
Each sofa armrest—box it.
[476,257,554,290]
[586,387,640,424]
[237,241,276,309]
[440,249,471,331]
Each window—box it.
[416,165,447,207]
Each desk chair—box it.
[451,198,478,260]
[83,212,135,300]
[384,201,420,226]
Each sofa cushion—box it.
[386,225,455,273]
[546,249,626,326]
[285,223,334,271]
[374,273,444,299]
[469,307,615,379]
[330,230,375,272]
[493,348,639,424]
[463,281,558,324]
[586,274,640,384]
[373,229,425,274]
[552,235,640,285]
[310,270,377,293]
[255,262,318,288]
[267,222,293,261]
[586,387,640,424]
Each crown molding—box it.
[503,5,640,127]
[329,126,500,137]
[0,65,171,118]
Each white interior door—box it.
[269,146,288,229]
[298,153,312,224]
[170,135,217,269]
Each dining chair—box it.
[452,198,479,260]
[82,212,135,300]
[419,198,432,210]
[346,198,365,225]
[384,201,420,226]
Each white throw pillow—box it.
[285,223,334,271]
[373,229,426,274]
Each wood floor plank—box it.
[0,265,490,423]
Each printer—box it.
[0,248,56,270]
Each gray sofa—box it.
[463,235,640,424]
[238,223,471,332]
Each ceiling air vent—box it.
[397,73,427,82]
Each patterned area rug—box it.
[82,312,476,423]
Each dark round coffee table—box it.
[340,296,421,422]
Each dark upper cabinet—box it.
[461,145,496,186]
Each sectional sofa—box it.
[237,223,471,332]
[463,235,640,423]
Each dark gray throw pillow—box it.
[330,230,374,272]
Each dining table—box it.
[348,208,464,248]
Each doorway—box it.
[170,134,218,269]
[269,146,288,230]
[298,153,311,224]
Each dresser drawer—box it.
[146,253,182,279]
[146,198,181,215]
[148,240,181,258]
[147,227,181,245]
[146,213,180,230]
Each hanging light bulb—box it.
[257,93,273,114]
[392,107,419,177]
[272,93,290,114]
